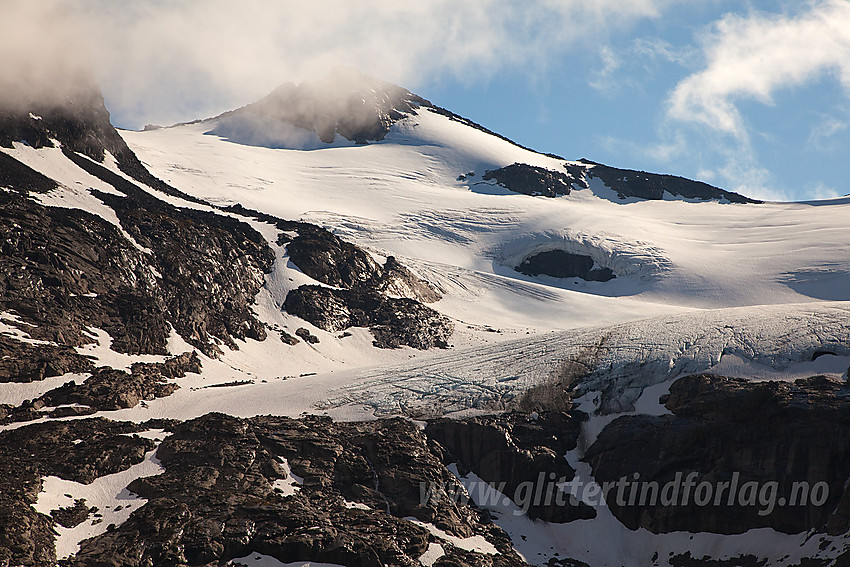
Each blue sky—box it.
[38,1,850,201]
[415,2,850,201]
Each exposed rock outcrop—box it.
[516,250,616,282]
[0,183,168,354]
[50,499,93,529]
[223,70,429,144]
[483,163,576,197]
[69,413,525,567]
[66,151,276,356]
[585,374,850,534]
[477,159,756,204]
[578,159,759,203]
[282,224,440,304]
[218,204,449,349]
[0,335,93,383]
[0,418,157,567]
[427,411,595,523]
[1,83,277,359]
[283,285,452,349]
[0,81,202,203]
[0,352,201,425]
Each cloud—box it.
[668,0,850,139]
[0,0,94,110]
[588,46,624,94]
[807,114,849,151]
[636,1,850,201]
[58,0,676,128]
[806,181,842,200]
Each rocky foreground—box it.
[2,373,850,566]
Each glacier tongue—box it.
[316,301,850,417]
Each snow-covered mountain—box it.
[2,72,850,566]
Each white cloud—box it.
[807,114,849,151]
[0,0,93,110]
[632,37,698,67]
[637,1,850,201]
[806,181,842,200]
[588,47,624,94]
[668,0,850,138]
[57,0,677,127]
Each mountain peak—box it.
[224,69,429,144]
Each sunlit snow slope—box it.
[123,106,850,329]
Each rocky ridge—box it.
[4,372,850,565]
[480,161,757,204]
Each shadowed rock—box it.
[585,374,850,534]
[68,413,525,567]
[516,250,615,282]
[483,163,576,197]
[579,159,758,203]
[284,286,452,349]
[427,411,595,523]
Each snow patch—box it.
[32,446,164,560]
[417,543,445,566]
[273,457,303,497]
[405,517,498,555]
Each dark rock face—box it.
[215,204,449,349]
[0,183,168,355]
[47,352,199,410]
[284,286,452,349]
[69,413,525,567]
[284,225,382,289]
[1,352,199,425]
[0,418,156,567]
[0,83,202,203]
[2,156,272,358]
[584,374,850,534]
[0,144,276,360]
[578,159,759,203]
[0,336,93,384]
[0,151,57,193]
[295,327,319,344]
[1,82,276,359]
[516,250,616,282]
[219,204,449,349]
[427,411,595,523]
[483,163,576,197]
[284,226,439,304]
[476,159,756,204]
[65,151,276,356]
[50,499,92,529]
[0,85,128,165]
